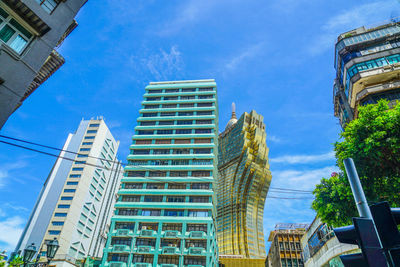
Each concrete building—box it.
[15,118,123,267]
[266,223,308,267]
[100,80,219,267]
[333,21,400,127]
[216,104,272,267]
[300,217,358,267]
[0,0,87,129]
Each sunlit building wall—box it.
[216,105,272,264]
[101,79,219,267]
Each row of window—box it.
[128,159,212,166]
[123,182,210,190]
[147,87,214,94]
[135,138,212,145]
[146,94,214,101]
[120,195,210,203]
[137,128,212,135]
[108,254,206,265]
[131,148,212,155]
[113,222,207,232]
[140,119,212,126]
[144,102,213,109]
[125,170,212,178]
[111,238,206,248]
[117,208,210,217]
[142,111,212,117]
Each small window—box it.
[165,89,179,93]
[198,87,214,91]
[159,121,174,125]
[84,136,95,140]
[170,171,188,177]
[142,113,157,117]
[72,168,84,171]
[69,174,81,178]
[146,97,161,101]
[138,130,154,135]
[66,182,79,185]
[181,95,195,100]
[176,129,192,134]
[135,139,152,145]
[157,130,173,135]
[177,120,193,125]
[197,111,212,115]
[0,10,33,54]
[48,230,61,235]
[160,112,175,117]
[180,103,194,108]
[89,123,100,127]
[196,120,212,124]
[124,183,143,189]
[74,161,86,165]
[194,148,211,154]
[64,189,76,193]
[197,102,213,107]
[148,89,162,94]
[54,213,67,217]
[178,112,193,116]
[155,139,171,144]
[144,105,159,109]
[87,130,97,133]
[164,96,178,100]
[61,196,73,201]
[175,139,191,144]
[140,121,156,126]
[82,142,93,145]
[146,183,165,189]
[164,210,184,216]
[194,139,211,144]
[58,204,70,209]
[195,129,212,134]
[162,104,177,108]
[52,221,64,226]
[182,88,196,92]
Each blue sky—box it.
[1,0,400,254]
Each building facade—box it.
[15,118,122,267]
[300,217,359,267]
[0,0,87,129]
[100,80,219,267]
[216,105,271,265]
[333,21,400,127]
[266,223,308,267]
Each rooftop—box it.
[149,79,215,85]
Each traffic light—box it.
[333,217,387,267]
[370,201,400,266]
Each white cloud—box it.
[268,135,282,143]
[0,161,27,189]
[0,216,24,252]
[224,42,265,72]
[270,151,335,164]
[309,0,399,55]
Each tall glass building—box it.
[333,21,400,128]
[217,105,272,265]
[101,80,219,267]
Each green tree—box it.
[9,256,23,267]
[0,255,6,267]
[312,100,400,227]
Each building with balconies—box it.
[333,21,400,128]
[266,223,308,267]
[15,118,122,267]
[0,0,87,129]
[216,104,272,267]
[100,80,219,267]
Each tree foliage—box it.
[312,100,400,227]
[9,256,23,267]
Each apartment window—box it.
[192,171,211,177]
[149,160,168,166]
[191,183,210,189]
[198,95,213,99]
[82,142,93,145]
[87,130,97,133]
[118,209,138,216]
[165,89,179,93]
[128,160,147,166]
[61,196,73,201]
[163,223,182,231]
[146,183,165,189]
[58,204,70,209]
[165,210,184,216]
[192,159,212,165]
[153,149,170,155]
[148,171,166,177]
[0,8,33,54]
[124,183,143,189]
[199,87,214,91]
[164,96,178,100]
[84,136,95,140]
[79,148,90,152]
[138,130,154,135]
[142,113,157,117]
[179,103,194,108]
[168,183,186,189]
[72,168,84,171]
[66,182,78,185]
[178,112,193,116]
[171,160,189,165]
[157,130,173,135]
[108,254,129,263]
[187,223,207,232]
[197,111,212,115]
[115,222,135,230]
[64,189,76,193]
[148,89,162,94]
[136,238,156,247]
[176,129,192,134]
[182,88,196,92]
[155,139,171,144]
[177,120,193,125]
[169,171,188,177]
[142,209,161,216]
[173,149,190,154]
[89,123,100,127]
[194,148,211,154]
[162,104,177,108]
[186,240,207,248]
[126,171,146,177]
[111,238,132,246]
[74,161,86,165]
[54,213,67,217]
[48,230,61,235]
[135,139,152,145]
[197,102,213,107]
[189,196,209,203]
[159,120,174,125]
[160,112,175,117]
[144,104,159,109]
[144,195,163,202]
[77,154,87,158]
[146,97,161,101]
[140,121,156,126]
[52,221,64,226]
[195,129,211,134]
[131,149,150,155]
[196,120,212,124]
[175,139,191,144]
[194,138,211,144]
[181,95,195,100]
[167,196,184,202]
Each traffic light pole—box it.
[343,158,373,219]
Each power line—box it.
[0,135,315,197]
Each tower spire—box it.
[231,102,237,119]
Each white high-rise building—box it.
[15,118,123,267]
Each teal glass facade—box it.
[101,80,219,267]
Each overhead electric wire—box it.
[0,135,315,199]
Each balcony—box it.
[188,247,206,256]
[136,246,154,254]
[111,229,134,237]
[108,261,127,267]
[111,245,131,253]
[162,246,179,254]
[140,229,157,237]
[188,231,206,239]
[164,230,180,238]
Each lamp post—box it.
[23,243,37,267]
[45,238,59,266]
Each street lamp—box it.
[46,238,59,265]
[23,243,37,267]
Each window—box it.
[118,209,138,216]
[77,154,87,158]
[146,97,161,101]
[182,88,196,92]
[177,120,193,125]
[157,129,173,135]
[159,120,174,125]
[54,213,67,217]
[153,149,170,155]
[115,222,135,230]
[79,148,90,152]
[144,196,163,202]
[126,171,146,177]
[66,182,79,185]
[194,148,211,154]
[179,103,194,108]
[191,183,210,189]
[140,121,156,126]
[173,149,190,154]
[135,139,152,145]
[167,196,184,202]
[198,95,213,99]
[0,8,33,54]
[197,111,212,115]
[64,189,76,193]
[155,139,171,144]
[197,102,213,107]
[194,138,211,144]
[69,174,81,178]
[181,95,195,100]
[142,209,161,216]
[164,96,178,100]
[89,123,100,127]
[192,159,212,165]
[160,112,175,117]
[189,196,209,203]
[111,238,132,246]
[84,136,95,140]
[149,160,168,166]
[35,0,58,13]
[52,221,64,226]
[164,210,184,216]
[131,149,150,155]
[74,161,86,165]
[162,104,177,108]
[148,89,162,94]
[178,112,193,116]
[82,142,93,145]
[148,171,166,177]
[48,230,61,235]
[176,129,192,134]
[128,160,147,166]
[142,113,157,117]
[175,139,191,144]
[144,104,159,109]
[124,183,143,189]
[72,167,84,171]
[199,87,214,91]
[165,89,179,93]
[171,160,189,165]
[187,223,207,232]
[146,183,165,189]
[168,183,186,189]
[196,120,212,124]
[138,130,154,135]
[195,129,211,134]
[61,196,73,201]
[192,171,211,177]
[58,204,70,209]
[87,130,97,133]
[169,171,188,177]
